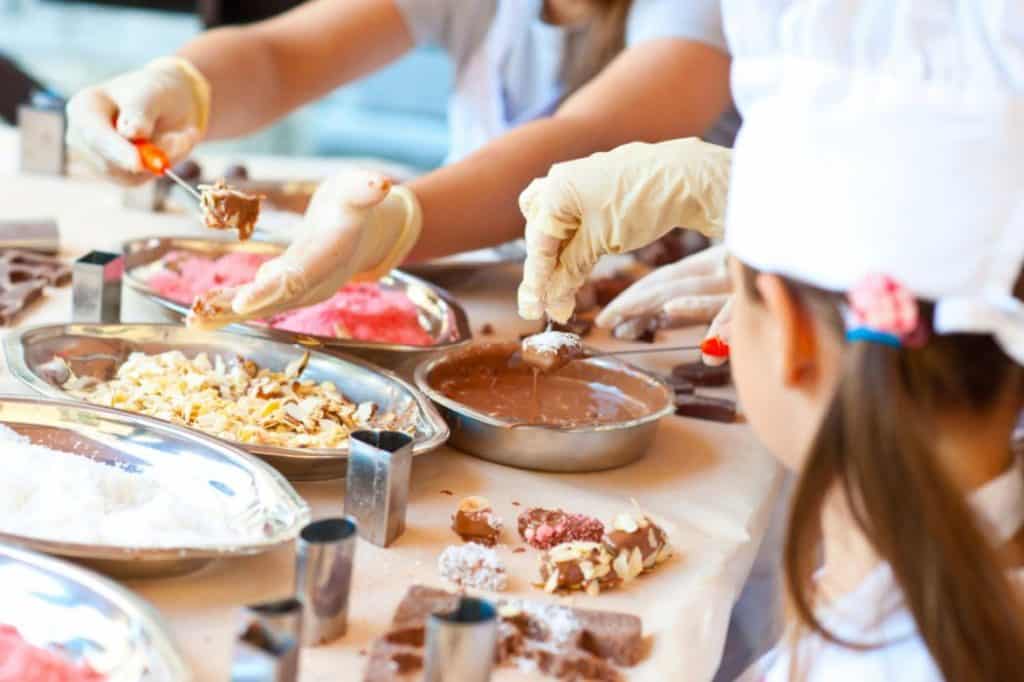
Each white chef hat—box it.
[723,6,1024,364]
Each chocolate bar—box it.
[674,394,737,423]
[364,585,644,681]
[518,508,605,550]
[451,496,503,546]
[663,374,695,395]
[0,250,71,325]
[4,250,71,286]
[671,360,731,387]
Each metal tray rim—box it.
[0,543,191,680]
[4,323,451,461]
[121,235,473,354]
[0,393,311,562]
[413,344,675,434]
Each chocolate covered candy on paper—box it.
[451,495,504,546]
[604,512,672,571]
[517,507,605,550]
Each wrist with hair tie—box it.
[845,274,929,348]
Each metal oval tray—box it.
[0,543,190,680]
[415,343,674,473]
[122,235,472,370]
[5,324,450,481]
[0,395,310,578]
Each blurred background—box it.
[0,0,451,170]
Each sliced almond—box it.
[612,513,639,534]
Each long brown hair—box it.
[560,0,633,95]
[740,264,1024,681]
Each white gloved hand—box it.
[518,138,731,323]
[66,57,211,185]
[188,170,422,329]
[596,244,730,329]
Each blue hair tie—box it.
[846,327,902,347]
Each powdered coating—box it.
[437,544,508,592]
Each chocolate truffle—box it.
[518,507,605,550]
[451,495,503,546]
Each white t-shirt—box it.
[394,0,741,161]
[738,456,1024,682]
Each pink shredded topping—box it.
[0,625,106,682]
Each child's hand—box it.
[597,245,731,329]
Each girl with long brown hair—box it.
[517,3,1024,679]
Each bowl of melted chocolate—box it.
[415,342,673,472]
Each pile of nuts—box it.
[61,350,408,449]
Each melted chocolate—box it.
[429,344,661,428]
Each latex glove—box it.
[66,57,211,185]
[596,244,730,329]
[518,138,731,323]
[188,170,422,329]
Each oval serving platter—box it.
[0,395,310,578]
[122,235,472,370]
[5,324,450,481]
[0,543,190,680]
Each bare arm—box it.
[406,38,733,262]
[179,0,413,139]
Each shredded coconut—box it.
[437,544,508,592]
[0,425,260,548]
[502,600,581,645]
[522,331,583,356]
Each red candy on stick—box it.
[700,336,730,359]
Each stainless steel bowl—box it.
[0,395,310,578]
[5,324,450,481]
[414,343,674,473]
[0,544,190,680]
[122,235,472,371]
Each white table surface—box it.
[0,126,781,682]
